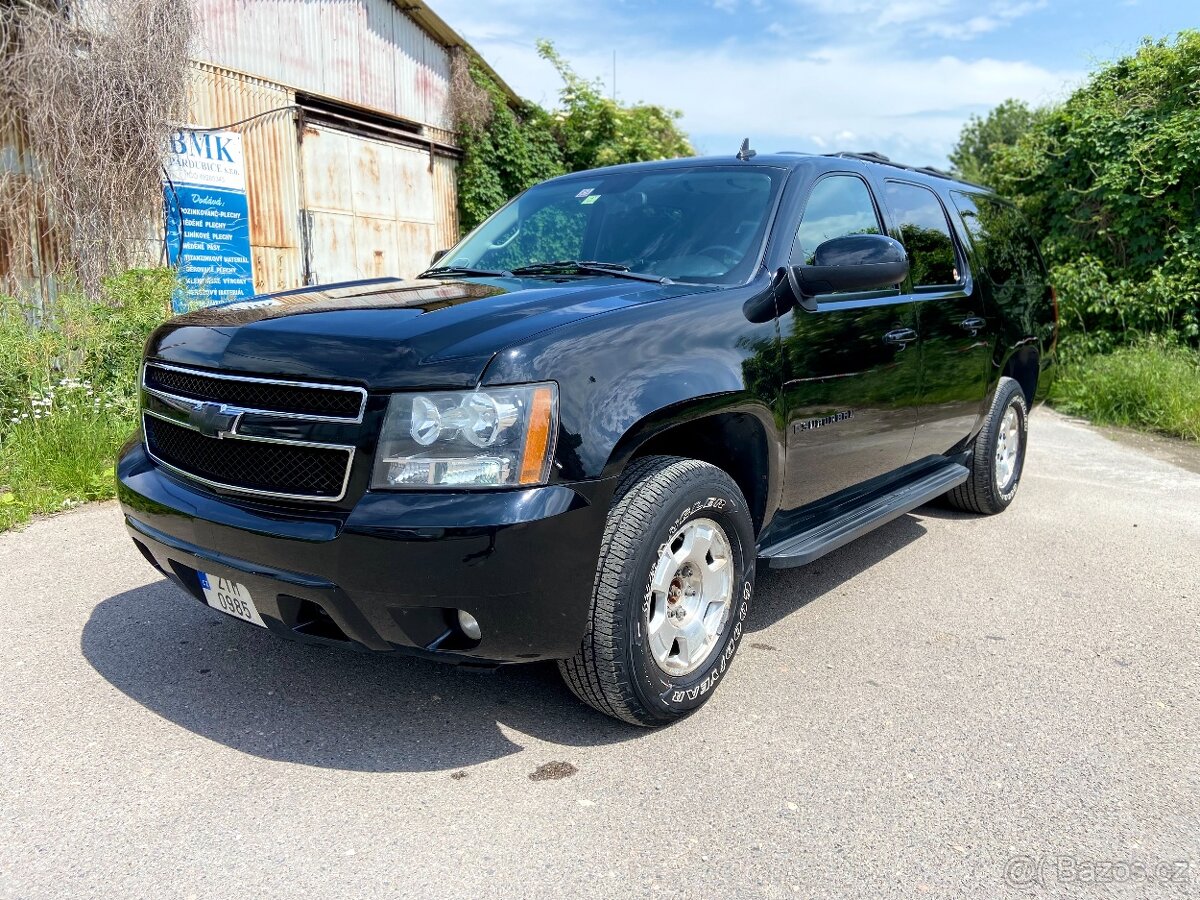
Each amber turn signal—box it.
[518,385,557,485]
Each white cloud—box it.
[923,0,1047,39]
[791,0,1045,37]
[432,0,1080,166]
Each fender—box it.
[989,285,1057,406]
[480,273,786,497]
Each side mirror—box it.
[430,248,448,266]
[784,234,909,308]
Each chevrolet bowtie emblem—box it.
[190,401,241,439]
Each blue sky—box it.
[434,0,1196,168]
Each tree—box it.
[536,40,693,171]
[949,99,1038,186]
[961,32,1200,352]
[0,0,193,297]
[452,43,695,233]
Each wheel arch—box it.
[1001,343,1040,407]
[607,397,782,535]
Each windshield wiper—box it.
[510,260,671,285]
[417,265,512,279]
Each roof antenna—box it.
[736,137,756,161]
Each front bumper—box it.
[117,439,615,664]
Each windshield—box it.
[434,165,784,285]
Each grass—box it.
[0,382,135,530]
[1,269,172,532]
[1051,342,1200,442]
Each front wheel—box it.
[558,456,756,726]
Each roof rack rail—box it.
[830,150,892,165]
[823,150,991,190]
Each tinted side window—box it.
[951,191,1044,287]
[884,181,960,288]
[791,175,881,266]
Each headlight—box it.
[371,383,558,489]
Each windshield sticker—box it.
[581,194,600,205]
[574,187,594,198]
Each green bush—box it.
[456,63,565,233]
[952,32,1200,440]
[0,268,173,530]
[1052,342,1200,441]
[952,32,1200,363]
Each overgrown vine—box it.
[0,0,194,299]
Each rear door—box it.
[881,180,991,459]
[777,172,921,512]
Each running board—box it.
[758,462,969,569]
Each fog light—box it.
[457,609,481,641]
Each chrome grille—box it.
[143,362,365,422]
[140,362,360,502]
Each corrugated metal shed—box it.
[299,121,457,283]
[186,63,304,294]
[184,57,461,293]
[192,0,480,133]
[5,1,491,302]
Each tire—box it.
[558,455,756,726]
[946,375,1029,515]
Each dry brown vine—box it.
[448,46,493,135]
[0,0,194,300]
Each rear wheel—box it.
[946,375,1029,515]
[558,455,756,726]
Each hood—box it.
[147,276,711,388]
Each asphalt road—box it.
[1,410,1197,899]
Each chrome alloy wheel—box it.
[994,405,1021,493]
[645,517,734,677]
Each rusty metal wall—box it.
[0,121,78,307]
[0,121,44,302]
[5,4,464,302]
[193,0,453,131]
[299,121,457,283]
[186,63,303,294]
[431,153,460,250]
[187,60,460,292]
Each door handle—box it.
[883,328,918,346]
[960,316,986,334]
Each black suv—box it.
[118,150,1056,725]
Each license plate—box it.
[198,572,267,628]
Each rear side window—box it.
[791,174,881,266]
[884,181,960,288]
[951,192,1044,287]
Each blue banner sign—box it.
[163,130,255,312]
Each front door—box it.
[778,173,921,512]
[881,180,991,458]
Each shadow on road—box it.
[748,510,928,632]
[82,581,638,773]
[82,510,931,773]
